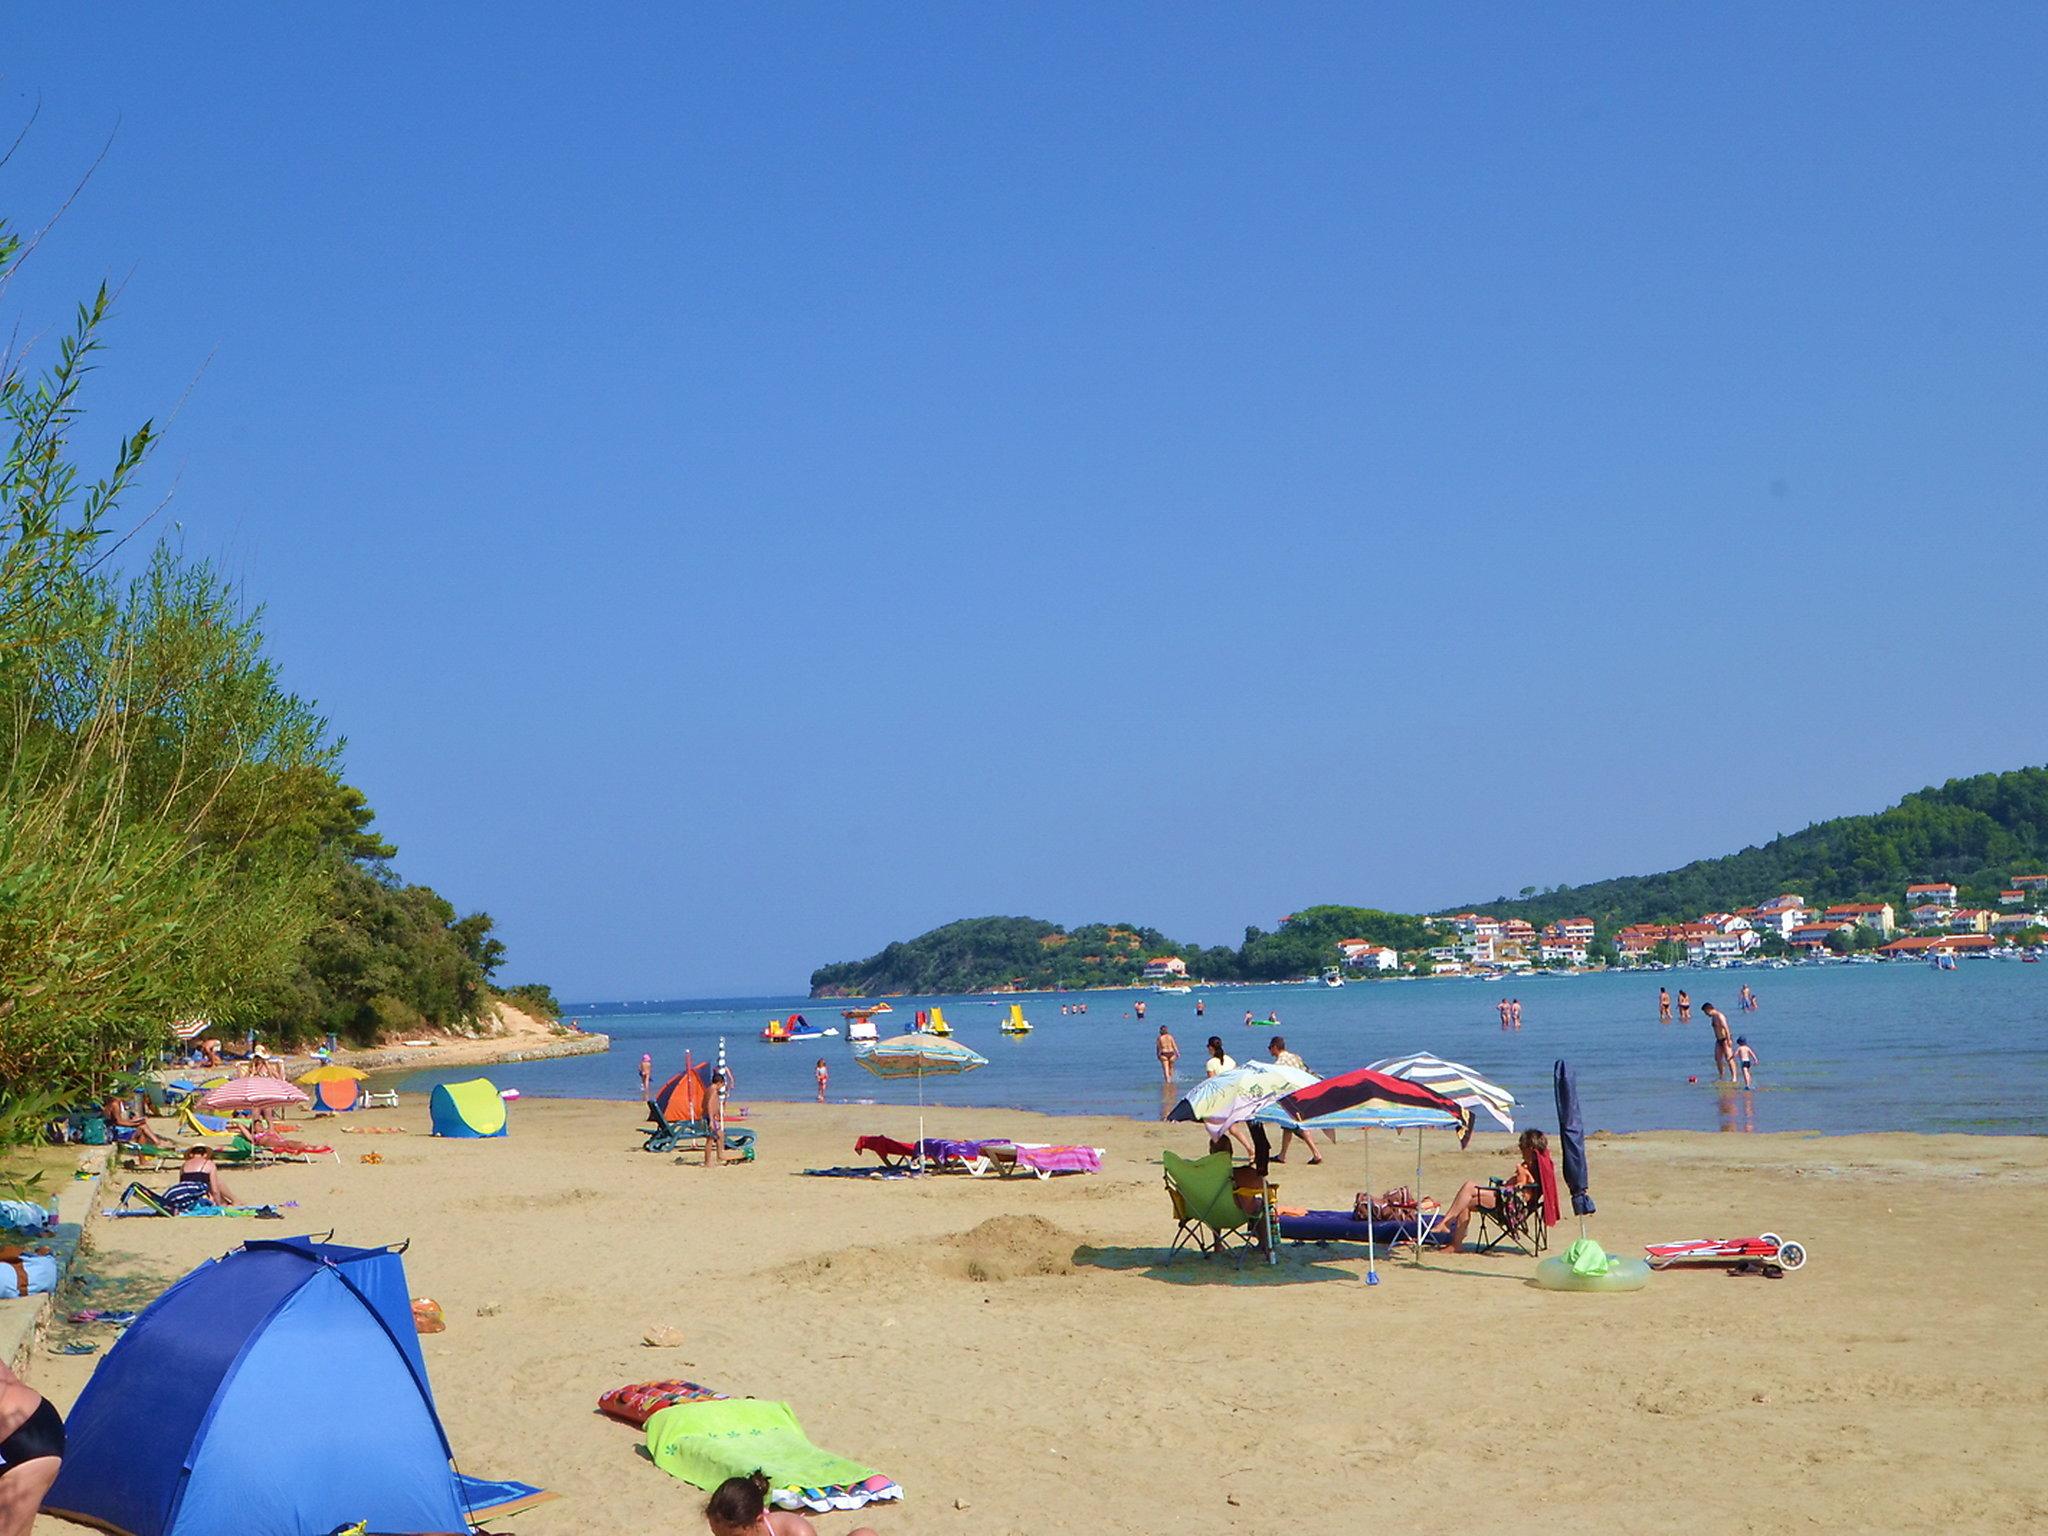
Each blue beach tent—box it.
[44,1236,471,1536]
[428,1077,508,1138]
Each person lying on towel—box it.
[704,1471,878,1536]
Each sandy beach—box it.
[32,1098,2048,1535]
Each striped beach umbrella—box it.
[1167,1062,1317,1133]
[294,1064,367,1085]
[1366,1052,1517,1135]
[199,1077,310,1112]
[853,1033,989,1171]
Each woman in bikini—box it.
[0,1359,63,1536]
[704,1471,878,1536]
[1436,1129,1549,1251]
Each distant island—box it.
[808,767,2048,995]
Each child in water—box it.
[1734,1037,1759,1090]
[815,1058,828,1102]
[704,1471,879,1536]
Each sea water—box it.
[396,962,2048,1135]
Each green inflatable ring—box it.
[1534,1255,1652,1292]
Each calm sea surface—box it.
[396,962,2048,1135]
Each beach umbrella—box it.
[1167,1063,1318,1134]
[1273,1070,1468,1281]
[1554,1059,1595,1227]
[294,1064,367,1086]
[853,1032,989,1170]
[199,1077,309,1112]
[1365,1053,1516,1138]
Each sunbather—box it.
[704,1470,877,1536]
[169,1147,239,1211]
[102,1096,164,1147]
[1437,1129,1548,1251]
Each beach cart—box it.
[1644,1233,1807,1278]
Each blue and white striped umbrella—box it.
[1366,1053,1516,1132]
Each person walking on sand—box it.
[638,1053,652,1099]
[1677,989,1692,1022]
[1704,1002,1735,1083]
[815,1058,829,1102]
[1658,987,1672,1023]
[1265,1037,1323,1165]
[1510,998,1523,1029]
[1734,1036,1759,1090]
[1156,1025,1180,1083]
[705,1071,729,1168]
[0,1357,64,1536]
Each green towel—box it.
[645,1398,878,1494]
[1564,1236,1611,1276]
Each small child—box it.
[1734,1036,1759,1090]
[815,1057,828,1102]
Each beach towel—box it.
[1012,1144,1102,1175]
[803,1165,915,1179]
[597,1379,728,1427]
[1532,1147,1563,1228]
[456,1473,558,1520]
[644,1398,902,1514]
[0,1199,56,1235]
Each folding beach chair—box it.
[1162,1150,1263,1260]
[644,1103,756,1160]
[1472,1179,1547,1257]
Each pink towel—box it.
[1014,1144,1101,1174]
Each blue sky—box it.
[5,6,2044,996]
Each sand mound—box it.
[775,1214,1083,1288]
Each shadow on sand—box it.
[1072,1243,1358,1286]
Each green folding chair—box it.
[1163,1149,1265,1260]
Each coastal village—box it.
[1358,873,2048,977]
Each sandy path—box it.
[32,1099,2048,1535]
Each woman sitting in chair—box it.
[1437,1129,1548,1251]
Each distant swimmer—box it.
[1157,1024,1180,1083]
[639,1053,652,1099]
[1510,998,1523,1029]
[1266,1011,1280,1025]
[1734,1035,1759,1090]
[1739,984,1758,1012]
[1658,988,1672,1023]
[1244,1009,1255,1027]
[1498,997,1511,1028]
[1195,998,1205,1017]
[1134,999,1147,1021]
[1677,989,1692,1022]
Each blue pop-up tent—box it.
[45,1237,489,1536]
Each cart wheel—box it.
[1758,1231,1780,1248]
[1777,1241,1806,1271]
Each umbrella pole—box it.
[917,1064,927,1177]
[1414,1131,1425,1267]
[1364,1130,1377,1285]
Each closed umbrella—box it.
[853,1033,989,1171]
[1273,1069,1467,1280]
[199,1077,309,1112]
[1554,1059,1595,1228]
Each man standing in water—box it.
[1658,987,1672,1023]
[1134,998,1147,1022]
[638,1053,652,1100]
[1156,1024,1180,1083]
[1677,989,1692,1021]
[1509,998,1523,1028]
[1703,1002,1736,1083]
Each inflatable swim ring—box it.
[1534,1255,1652,1292]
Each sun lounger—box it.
[643,1397,902,1515]
[854,1135,1103,1178]
[853,1134,920,1168]
[644,1102,756,1159]
[1277,1209,1449,1248]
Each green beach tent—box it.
[429,1078,508,1138]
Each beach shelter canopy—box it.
[851,1033,988,1079]
[306,1076,361,1113]
[1277,1069,1466,1130]
[429,1077,508,1138]
[1365,1053,1516,1136]
[654,1063,712,1123]
[1168,1062,1317,1133]
[198,1077,309,1112]
[44,1237,469,1536]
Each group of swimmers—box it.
[1495,997,1522,1028]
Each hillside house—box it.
[1141,956,1188,980]
[1907,882,1959,907]
[1823,902,1895,937]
